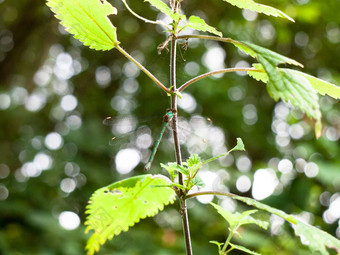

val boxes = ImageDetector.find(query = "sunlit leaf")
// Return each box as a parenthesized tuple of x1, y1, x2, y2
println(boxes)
(285, 69, 340, 100)
(46, 0, 119, 51)
(221, 0, 294, 22)
(241, 42, 321, 127)
(230, 243, 262, 255)
(186, 16, 223, 37)
(248, 63, 268, 83)
(85, 175, 176, 255)
(144, 0, 181, 20)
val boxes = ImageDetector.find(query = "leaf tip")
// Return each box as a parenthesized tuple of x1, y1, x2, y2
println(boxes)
(315, 120, 322, 139)
(235, 138, 245, 151)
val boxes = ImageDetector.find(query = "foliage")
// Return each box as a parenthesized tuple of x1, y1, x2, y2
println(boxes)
(85, 175, 176, 254)
(1, 0, 340, 254)
(46, 0, 119, 50)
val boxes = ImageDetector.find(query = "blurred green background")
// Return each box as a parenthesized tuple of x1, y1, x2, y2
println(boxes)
(1, 0, 340, 254)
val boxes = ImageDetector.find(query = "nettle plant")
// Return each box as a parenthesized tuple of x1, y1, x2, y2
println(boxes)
(47, 0, 340, 254)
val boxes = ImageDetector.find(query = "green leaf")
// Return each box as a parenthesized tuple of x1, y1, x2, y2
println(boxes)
(227, 194, 340, 254)
(202, 138, 245, 165)
(285, 69, 340, 100)
(234, 137, 245, 151)
(242, 41, 321, 125)
(187, 154, 201, 167)
(221, 0, 294, 22)
(46, 0, 119, 51)
(229, 243, 262, 255)
(229, 194, 295, 223)
(248, 64, 268, 83)
(161, 163, 180, 179)
(249, 64, 340, 100)
(186, 15, 223, 37)
(210, 240, 223, 252)
(191, 175, 205, 188)
(294, 220, 340, 255)
(144, 0, 179, 20)
(85, 175, 176, 255)
(210, 203, 268, 230)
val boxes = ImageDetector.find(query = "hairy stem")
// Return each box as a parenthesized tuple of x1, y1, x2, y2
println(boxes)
(179, 67, 260, 92)
(116, 45, 169, 93)
(176, 34, 241, 45)
(169, 2, 193, 254)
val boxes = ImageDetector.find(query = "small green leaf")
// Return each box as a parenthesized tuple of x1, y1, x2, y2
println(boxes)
(187, 154, 201, 167)
(191, 175, 205, 188)
(186, 15, 223, 37)
(85, 175, 176, 255)
(210, 203, 268, 231)
(202, 138, 246, 164)
(211, 202, 238, 229)
(161, 163, 179, 179)
(233, 137, 245, 151)
(221, 0, 294, 22)
(229, 243, 262, 255)
(46, 0, 119, 51)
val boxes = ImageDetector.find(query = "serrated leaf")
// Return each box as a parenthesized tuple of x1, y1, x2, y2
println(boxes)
(248, 63, 268, 83)
(285, 69, 340, 100)
(210, 203, 268, 231)
(249, 65, 340, 101)
(191, 175, 205, 187)
(85, 175, 176, 255)
(46, 0, 119, 51)
(186, 15, 223, 37)
(227, 194, 340, 254)
(242, 41, 321, 124)
(221, 0, 294, 22)
(230, 243, 262, 255)
(187, 154, 201, 167)
(294, 220, 340, 255)
(144, 0, 177, 20)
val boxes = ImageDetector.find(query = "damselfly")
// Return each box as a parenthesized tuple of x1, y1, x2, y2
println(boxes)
(103, 111, 214, 171)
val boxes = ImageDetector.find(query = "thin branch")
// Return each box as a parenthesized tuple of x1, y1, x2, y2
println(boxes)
(122, 0, 171, 30)
(179, 67, 262, 92)
(116, 45, 169, 93)
(176, 34, 240, 44)
(186, 191, 235, 200)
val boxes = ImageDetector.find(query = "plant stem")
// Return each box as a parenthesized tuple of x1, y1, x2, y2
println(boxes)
(221, 228, 234, 253)
(116, 45, 169, 93)
(176, 34, 240, 45)
(178, 67, 260, 92)
(185, 191, 298, 225)
(169, 2, 193, 254)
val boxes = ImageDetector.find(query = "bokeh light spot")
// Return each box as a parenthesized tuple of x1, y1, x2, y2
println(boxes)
(115, 148, 141, 174)
(45, 132, 63, 150)
(58, 211, 80, 230)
